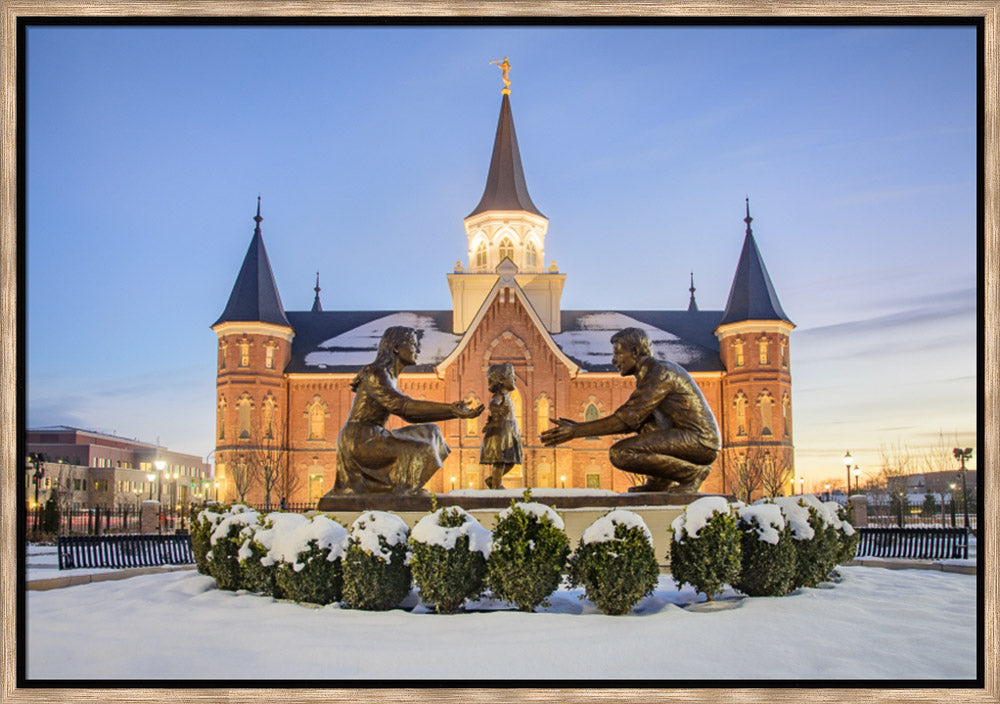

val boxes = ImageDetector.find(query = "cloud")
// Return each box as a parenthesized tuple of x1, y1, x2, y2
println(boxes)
(796, 288, 975, 339)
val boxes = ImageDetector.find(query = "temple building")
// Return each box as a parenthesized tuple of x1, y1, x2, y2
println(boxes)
(211, 78, 795, 505)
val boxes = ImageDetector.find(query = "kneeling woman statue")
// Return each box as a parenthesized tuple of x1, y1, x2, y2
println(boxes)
(331, 326, 484, 495)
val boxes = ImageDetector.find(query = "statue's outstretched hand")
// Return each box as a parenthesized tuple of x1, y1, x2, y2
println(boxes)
(540, 417, 577, 446)
(451, 401, 485, 418)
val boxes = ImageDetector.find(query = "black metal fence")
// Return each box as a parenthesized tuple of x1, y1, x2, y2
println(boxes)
(854, 527, 969, 560)
(57, 534, 195, 570)
(26, 504, 190, 536)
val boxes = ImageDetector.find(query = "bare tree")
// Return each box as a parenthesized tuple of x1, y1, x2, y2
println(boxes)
(759, 447, 794, 499)
(724, 446, 763, 503)
(919, 431, 963, 475)
(877, 439, 916, 492)
(243, 426, 291, 511)
(228, 453, 258, 505)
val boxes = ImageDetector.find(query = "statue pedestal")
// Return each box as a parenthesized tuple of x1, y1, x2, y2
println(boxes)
(316, 489, 734, 573)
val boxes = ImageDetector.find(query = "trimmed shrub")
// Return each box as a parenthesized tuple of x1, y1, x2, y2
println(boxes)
(238, 512, 310, 598)
(768, 496, 840, 589)
(669, 496, 741, 601)
(273, 514, 349, 605)
(568, 509, 660, 615)
(487, 492, 570, 612)
(825, 501, 860, 565)
(409, 506, 492, 613)
(734, 503, 798, 597)
(205, 505, 259, 591)
(191, 507, 222, 575)
(42, 490, 61, 534)
(341, 511, 412, 611)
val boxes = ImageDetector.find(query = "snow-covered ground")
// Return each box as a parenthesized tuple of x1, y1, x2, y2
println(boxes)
(25, 562, 977, 681)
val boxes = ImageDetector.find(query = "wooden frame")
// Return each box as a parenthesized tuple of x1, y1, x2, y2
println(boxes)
(2, 3, 996, 703)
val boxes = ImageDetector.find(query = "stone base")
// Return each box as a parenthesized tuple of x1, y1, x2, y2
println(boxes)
(316, 490, 731, 513)
(314, 490, 734, 573)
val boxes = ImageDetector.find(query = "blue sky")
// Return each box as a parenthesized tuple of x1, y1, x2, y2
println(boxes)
(25, 24, 979, 488)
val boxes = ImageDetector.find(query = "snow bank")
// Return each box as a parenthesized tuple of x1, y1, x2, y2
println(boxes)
(349, 511, 409, 563)
(581, 509, 654, 546)
(738, 503, 785, 545)
(498, 501, 565, 530)
(410, 507, 492, 557)
(671, 496, 731, 541)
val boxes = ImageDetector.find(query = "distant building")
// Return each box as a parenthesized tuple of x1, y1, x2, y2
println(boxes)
(886, 470, 978, 500)
(212, 80, 795, 504)
(25, 426, 213, 511)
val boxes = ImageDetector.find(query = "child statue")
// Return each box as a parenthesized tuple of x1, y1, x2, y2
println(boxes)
(480, 362, 524, 490)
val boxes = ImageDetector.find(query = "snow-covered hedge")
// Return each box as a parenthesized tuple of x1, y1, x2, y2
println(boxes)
(734, 503, 797, 597)
(766, 496, 840, 589)
(487, 492, 570, 612)
(669, 497, 741, 601)
(568, 509, 660, 615)
(341, 511, 413, 611)
(409, 506, 492, 614)
(205, 505, 260, 591)
(272, 514, 349, 605)
(825, 501, 860, 566)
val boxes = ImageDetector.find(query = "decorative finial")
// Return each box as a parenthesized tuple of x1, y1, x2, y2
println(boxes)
(254, 195, 263, 234)
(688, 272, 699, 312)
(744, 197, 753, 235)
(490, 57, 511, 95)
(311, 271, 323, 313)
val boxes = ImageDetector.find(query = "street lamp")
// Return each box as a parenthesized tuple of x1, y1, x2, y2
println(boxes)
(798, 477, 804, 495)
(154, 460, 166, 503)
(824, 483, 831, 501)
(852, 466, 861, 495)
(949, 483, 957, 527)
(843, 451, 853, 496)
(28, 453, 46, 533)
(146, 473, 155, 500)
(560, 474, 566, 489)
(953, 447, 972, 531)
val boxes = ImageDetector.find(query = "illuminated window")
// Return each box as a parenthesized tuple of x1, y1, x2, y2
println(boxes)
(239, 340, 250, 367)
(526, 241, 537, 268)
(237, 393, 253, 439)
(308, 472, 324, 502)
(219, 340, 227, 370)
(733, 338, 745, 367)
(586, 473, 601, 489)
(262, 395, 276, 439)
(782, 393, 791, 437)
(734, 392, 748, 436)
(758, 391, 774, 435)
(475, 242, 487, 269)
(536, 394, 550, 434)
(758, 337, 770, 365)
(265, 345, 275, 369)
(780, 339, 789, 367)
(465, 394, 480, 435)
(307, 397, 327, 440)
(217, 397, 226, 440)
(498, 237, 514, 262)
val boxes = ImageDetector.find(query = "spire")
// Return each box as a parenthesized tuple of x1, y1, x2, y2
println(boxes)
(213, 198, 291, 328)
(311, 271, 323, 313)
(719, 199, 792, 326)
(687, 272, 699, 312)
(467, 91, 544, 218)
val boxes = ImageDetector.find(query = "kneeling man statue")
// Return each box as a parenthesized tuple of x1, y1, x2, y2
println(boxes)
(540, 327, 720, 493)
(331, 326, 484, 495)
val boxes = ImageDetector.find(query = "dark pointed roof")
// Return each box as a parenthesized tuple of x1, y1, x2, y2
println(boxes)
(687, 272, 699, 312)
(311, 271, 323, 313)
(467, 94, 544, 219)
(719, 200, 792, 326)
(213, 198, 291, 328)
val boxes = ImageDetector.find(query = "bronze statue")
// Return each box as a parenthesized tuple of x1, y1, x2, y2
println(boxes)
(490, 56, 511, 92)
(480, 362, 523, 489)
(540, 327, 721, 493)
(332, 326, 484, 495)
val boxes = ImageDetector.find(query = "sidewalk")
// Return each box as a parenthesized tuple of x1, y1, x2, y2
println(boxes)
(846, 557, 976, 575)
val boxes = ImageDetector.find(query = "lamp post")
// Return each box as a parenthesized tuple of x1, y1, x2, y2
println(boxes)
(949, 483, 957, 527)
(853, 466, 861, 495)
(146, 473, 155, 500)
(843, 451, 853, 496)
(154, 460, 165, 503)
(798, 477, 804, 495)
(953, 447, 972, 531)
(560, 474, 566, 489)
(28, 453, 46, 533)
(824, 483, 831, 501)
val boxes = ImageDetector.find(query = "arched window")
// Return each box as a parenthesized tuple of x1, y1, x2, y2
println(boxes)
(780, 339, 789, 367)
(498, 237, 514, 262)
(585, 403, 600, 422)
(733, 338, 745, 367)
(218, 341, 227, 370)
(758, 336, 770, 365)
(237, 393, 253, 439)
(239, 339, 251, 367)
(758, 391, 774, 435)
(307, 398, 327, 440)
(265, 343, 276, 370)
(782, 393, 791, 437)
(734, 392, 748, 436)
(262, 394, 276, 439)
(217, 397, 227, 440)
(475, 242, 488, 269)
(536, 394, 550, 434)
(465, 393, 480, 436)
(526, 241, 537, 268)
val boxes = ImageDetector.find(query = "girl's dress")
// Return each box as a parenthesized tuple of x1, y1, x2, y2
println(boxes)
(480, 393, 523, 465)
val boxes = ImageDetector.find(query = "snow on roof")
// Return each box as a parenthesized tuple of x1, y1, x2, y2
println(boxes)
(304, 312, 462, 368)
(551, 312, 698, 367)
